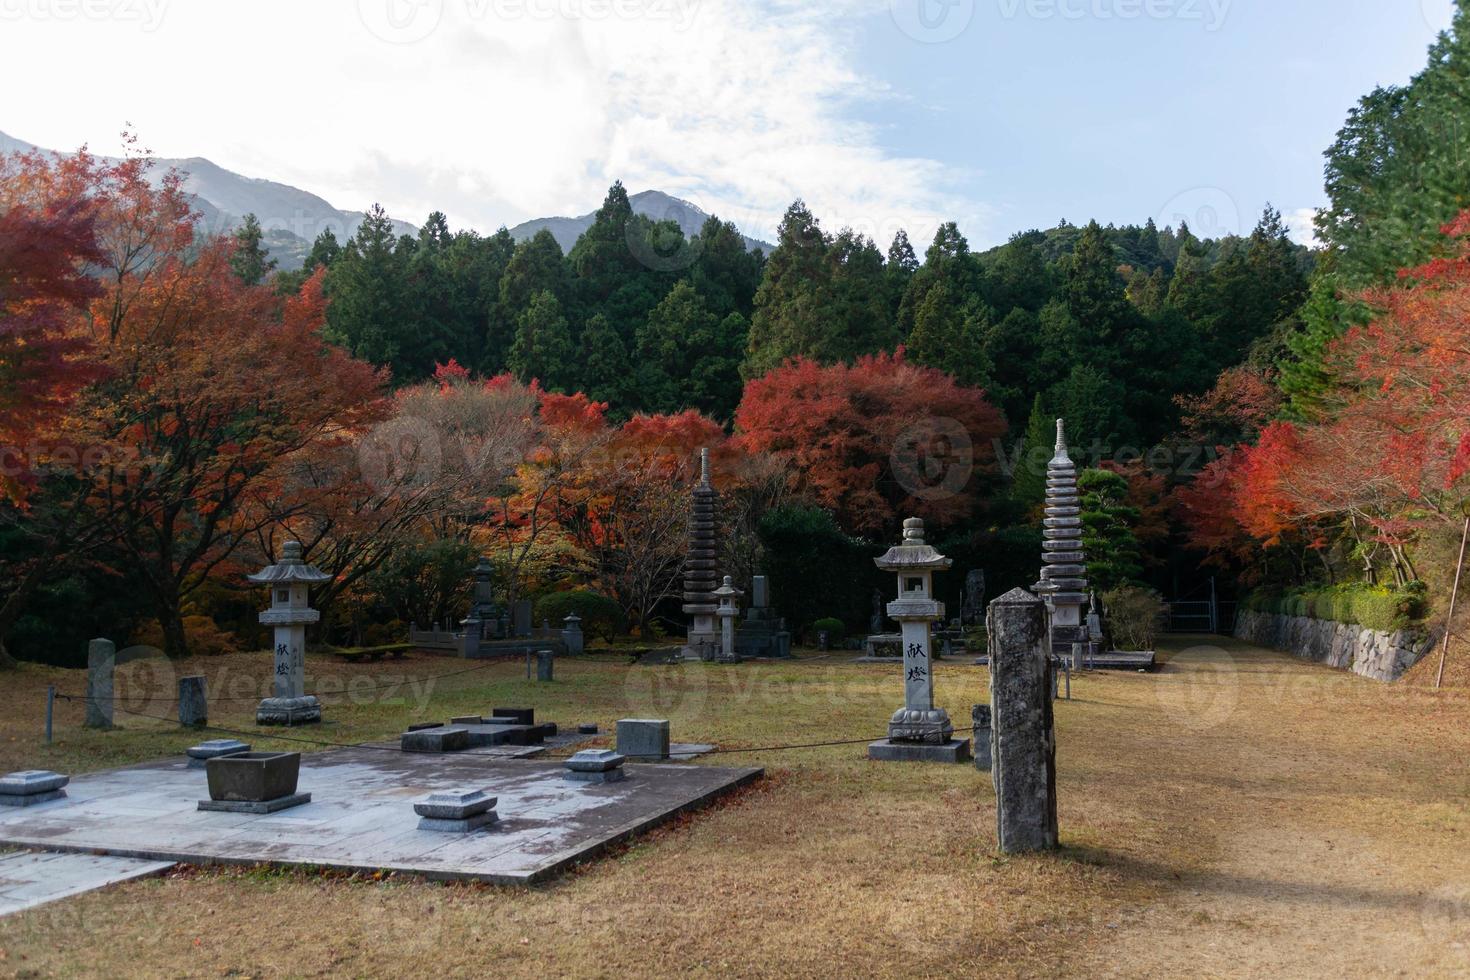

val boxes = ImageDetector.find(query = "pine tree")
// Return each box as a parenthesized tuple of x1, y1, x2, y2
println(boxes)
(1078, 468, 1144, 589)
(580, 312, 630, 409)
(743, 200, 832, 378)
(905, 279, 991, 388)
(1010, 394, 1054, 511)
(229, 213, 277, 286)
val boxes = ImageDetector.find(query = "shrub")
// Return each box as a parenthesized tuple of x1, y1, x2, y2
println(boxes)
(1246, 581, 1428, 632)
(533, 589, 624, 643)
(132, 616, 238, 656)
(812, 617, 846, 642)
(1102, 585, 1167, 652)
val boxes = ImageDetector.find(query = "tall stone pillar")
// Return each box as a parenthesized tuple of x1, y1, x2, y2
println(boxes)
(85, 638, 115, 729)
(988, 587, 1058, 853)
(681, 448, 720, 660)
(1034, 420, 1089, 659)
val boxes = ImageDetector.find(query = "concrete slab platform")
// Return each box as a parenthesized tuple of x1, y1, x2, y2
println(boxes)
(0, 749, 761, 886)
(0, 850, 174, 917)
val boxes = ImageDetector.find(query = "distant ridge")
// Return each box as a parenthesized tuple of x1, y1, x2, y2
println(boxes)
(1, 130, 772, 268)
(508, 189, 773, 255)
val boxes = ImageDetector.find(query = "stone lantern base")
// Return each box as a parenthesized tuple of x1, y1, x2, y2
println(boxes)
(887, 706, 955, 743)
(256, 695, 322, 727)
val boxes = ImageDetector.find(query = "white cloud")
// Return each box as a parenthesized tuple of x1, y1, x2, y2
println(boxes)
(1284, 206, 1320, 248)
(0, 0, 984, 247)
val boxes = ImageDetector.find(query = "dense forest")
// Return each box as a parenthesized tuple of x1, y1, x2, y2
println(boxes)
(6, 1, 1470, 670)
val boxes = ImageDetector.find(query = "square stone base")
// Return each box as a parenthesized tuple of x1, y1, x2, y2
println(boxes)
(418, 811, 499, 833)
(867, 739, 972, 764)
(0, 789, 67, 807)
(564, 768, 627, 784)
(256, 697, 322, 727)
(197, 792, 311, 814)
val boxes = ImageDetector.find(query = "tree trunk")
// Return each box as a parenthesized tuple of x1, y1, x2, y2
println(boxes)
(159, 607, 190, 659)
(0, 636, 17, 670)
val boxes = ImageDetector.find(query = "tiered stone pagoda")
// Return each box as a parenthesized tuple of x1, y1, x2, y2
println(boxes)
(681, 448, 720, 660)
(248, 541, 331, 726)
(1033, 420, 1089, 658)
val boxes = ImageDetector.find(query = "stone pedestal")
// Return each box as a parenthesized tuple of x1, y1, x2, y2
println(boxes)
(0, 771, 69, 807)
(85, 638, 114, 730)
(988, 588, 1058, 853)
(178, 676, 207, 728)
(415, 789, 499, 832)
(564, 749, 627, 784)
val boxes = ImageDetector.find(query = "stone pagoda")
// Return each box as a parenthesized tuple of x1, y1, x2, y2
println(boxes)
(247, 541, 331, 726)
(868, 518, 971, 764)
(681, 448, 720, 660)
(1033, 420, 1089, 659)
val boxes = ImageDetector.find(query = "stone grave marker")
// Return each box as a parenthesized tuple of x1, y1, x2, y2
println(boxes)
(988, 587, 1058, 853)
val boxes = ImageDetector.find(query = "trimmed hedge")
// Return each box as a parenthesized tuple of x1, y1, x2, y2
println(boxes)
(1242, 582, 1427, 633)
(533, 589, 624, 643)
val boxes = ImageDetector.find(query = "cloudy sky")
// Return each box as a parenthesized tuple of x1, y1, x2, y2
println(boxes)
(0, 0, 1455, 247)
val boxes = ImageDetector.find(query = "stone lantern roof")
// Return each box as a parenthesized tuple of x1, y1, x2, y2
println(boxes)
(713, 575, 743, 602)
(247, 541, 332, 585)
(874, 518, 952, 573)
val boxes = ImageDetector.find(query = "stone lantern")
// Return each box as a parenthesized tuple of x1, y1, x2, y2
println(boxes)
(713, 575, 743, 664)
(247, 541, 331, 726)
(868, 518, 970, 763)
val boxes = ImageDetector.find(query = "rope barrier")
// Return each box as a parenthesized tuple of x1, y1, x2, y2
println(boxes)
(51, 691, 989, 762)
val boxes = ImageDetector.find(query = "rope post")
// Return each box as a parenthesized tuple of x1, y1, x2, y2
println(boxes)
(45, 685, 54, 744)
(1435, 514, 1470, 690)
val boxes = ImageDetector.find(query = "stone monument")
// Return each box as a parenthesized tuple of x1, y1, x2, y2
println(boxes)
(467, 556, 505, 639)
(988, 587, 1059, 853)
(713, 575, 744, 664)
(869, 587, 886, 635)
(867, 518, 971, 764)
(1033, 420, 1089, 659)
(681, 448, 720, 660)
(735, 574, 790, 658)
(247, 541, 330, 726)
(961, 569, 987, 628)
(178, 676, 207, 728)
(85, 637, 114, 730)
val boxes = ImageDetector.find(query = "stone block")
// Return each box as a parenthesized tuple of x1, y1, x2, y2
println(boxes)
(450, 715, 483, 725)
(198, 793, 311, 814)
(205, 752, 301, 803)
(406, 722, 443, 732)
(86, 638, 115, 729)
(399, 727, 471, 753)
(971, 705, 992, 772)
(493, 707, 535, 726)
(578, 723, 599, 735)
(178, 676, 208, 728)
(536, 649, 555, 682)
(186, 739, 250, 769)
(617, 718, 670, 761)
(867, 739, 972, 764)
(418, 811, 499, 833)
(413, 789, 497, 820)
(0, 789, 68, 807)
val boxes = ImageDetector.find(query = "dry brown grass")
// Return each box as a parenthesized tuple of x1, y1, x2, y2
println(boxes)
(1, 637, 1469, 978)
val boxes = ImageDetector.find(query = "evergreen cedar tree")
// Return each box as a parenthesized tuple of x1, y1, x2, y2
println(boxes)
(733, 351, 1006, 535)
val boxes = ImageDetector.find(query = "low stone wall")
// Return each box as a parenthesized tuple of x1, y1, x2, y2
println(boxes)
(1233, 610, 1435, 682)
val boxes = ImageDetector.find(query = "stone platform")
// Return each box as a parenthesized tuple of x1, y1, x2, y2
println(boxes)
(0, 850, 175, 917)
(0, 749, 762, 885)
(867, 738, 973, 764)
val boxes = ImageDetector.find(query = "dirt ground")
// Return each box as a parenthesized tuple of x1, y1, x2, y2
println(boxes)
(0, 635, 1467, 978)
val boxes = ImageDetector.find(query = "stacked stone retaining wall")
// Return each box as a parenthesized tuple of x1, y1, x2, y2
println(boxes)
(1233, 610, 1435, 682)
